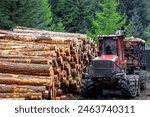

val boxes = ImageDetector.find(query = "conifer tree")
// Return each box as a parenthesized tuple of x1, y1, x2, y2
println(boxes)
(0, 0, 52, 30)
(128, 9, 144, 38)
(88, 0, 126, 41)
(61, 0, 92, 33)
(119, 0, 149, 39)
(51, 19, 65, 32)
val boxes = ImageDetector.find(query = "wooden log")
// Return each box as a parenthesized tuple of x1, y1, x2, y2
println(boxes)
(48, 83, 55, 100)
(0, 93, 42, 100)
(0, 73, 54, 80)
(0, 84, 49, 99)
(0, 74, 53, 87)
(0, 44, 57, 51)
(55, 97, 61, 100)
(70, 62, 76, 69)
(61, 77, 69, 88)
(64, 61, 71, 75)
(13, 26, 87, 39)
(57, 56, 64, 65)
(76, 85, 81, 93)
(0, 50, 57, 57)
(0, 39, 72, 52)
(0, 61, 53, 76)
(0, 58, 51, 64)
(0, 30, 76, 44)
(60, 95, 67, 100)
(71, 69, 78, 78)
(133, 59, 139, 65)
(0, 55, 56, 60)
(124, 37, 145, 43)
(0, 98, 25, 100)
(0, 84, 46, 93)
(66, 56, 72, 62)
(56, 89, 63, 96)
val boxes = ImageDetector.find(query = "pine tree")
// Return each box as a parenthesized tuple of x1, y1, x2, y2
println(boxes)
(143, 0, 150, 40)
(144, 25, 150, 39)
(0, 0, 53, 30)
(49, 0, 65, 22)
(119, 0, 149, 39)
(61, 0, 92, 33)
(49, 0, 65, 32)
(88, 0, 126, 41)
(51, 19, 65, 32)
(128, 9, 144, 38)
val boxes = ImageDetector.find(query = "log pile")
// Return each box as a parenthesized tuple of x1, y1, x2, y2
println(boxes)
(124, 37, 145, 66)
(0, 26, 96, 100)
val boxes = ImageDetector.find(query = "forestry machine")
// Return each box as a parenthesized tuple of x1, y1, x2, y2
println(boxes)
(81, 28, 146, 98)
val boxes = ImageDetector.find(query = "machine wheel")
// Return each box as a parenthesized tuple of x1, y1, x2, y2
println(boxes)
(80, 79, 100, 98)
(139, 75, 146, 90)
(120, 75, 139, 98)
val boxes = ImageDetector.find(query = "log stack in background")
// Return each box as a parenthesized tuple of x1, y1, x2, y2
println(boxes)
(124, 37, 145, 66)
(0, 26, 96, 100)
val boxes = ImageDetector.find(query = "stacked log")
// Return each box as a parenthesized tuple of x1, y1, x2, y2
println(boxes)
(0, 26, 96, 100)
(124, 37, 145, 66)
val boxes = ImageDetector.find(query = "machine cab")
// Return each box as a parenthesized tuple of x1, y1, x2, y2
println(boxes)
(97, 30, 127, 69)
(98, 35, 117, 55)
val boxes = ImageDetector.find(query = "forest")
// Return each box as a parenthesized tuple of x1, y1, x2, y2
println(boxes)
(0, 0, 149, 43)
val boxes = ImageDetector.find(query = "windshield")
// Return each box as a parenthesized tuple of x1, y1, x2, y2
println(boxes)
(99, 38, 117, 55)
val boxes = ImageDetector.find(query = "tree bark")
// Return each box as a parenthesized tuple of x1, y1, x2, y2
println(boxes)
(0, 30, 75, 44)
(0, 50, 57, 57)
(0, 55, 56, 60)
(0, 61, 53, 76)
(0, 74, 53, 87)
(13, 26, 87, 39)
(0, 98, 25, 100)
(0, 58, 52, 64)
(0, 84, 46, 93)
(0, 93, 42, 100)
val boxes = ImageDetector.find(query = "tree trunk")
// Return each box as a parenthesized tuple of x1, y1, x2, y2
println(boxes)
(0, 84, 46, 93)
(0, 61, 53, 76)
(0, 30, 75, 44)
(0, 84, 49, 98)
(0, 98, 25, 100)
(0, 93, 42, 100)
(0, 74, 53, 87)
(0, 58, 51, 64)
(0, 50, 57, 57)
(13, 26, 87, 39)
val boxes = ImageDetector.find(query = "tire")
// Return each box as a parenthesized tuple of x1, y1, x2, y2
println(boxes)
(80, 79, 100, 98)
(139, 75, 146, 90)
(120, 75, 138, 98)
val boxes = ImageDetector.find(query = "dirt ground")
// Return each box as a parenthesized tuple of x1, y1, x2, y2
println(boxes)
(67, 71, 150, 100)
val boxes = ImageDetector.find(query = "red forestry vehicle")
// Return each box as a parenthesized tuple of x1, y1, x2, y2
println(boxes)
(81, 28, 146, 98)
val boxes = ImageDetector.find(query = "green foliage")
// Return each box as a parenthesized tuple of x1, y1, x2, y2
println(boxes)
(49, 0, 64, 23)
(60, 0, 92, 33)
(127, 9, 144, 38)
(144, 25, 150, 39)
(146, 39, 150, 46)
(119, 0, 150, 40)
(0, 0, 149, 42)
(51, 19, 65, 32)
(40, 0, 53, 30)
(87, 0, 126, 41)
(0, 0, 52, 30)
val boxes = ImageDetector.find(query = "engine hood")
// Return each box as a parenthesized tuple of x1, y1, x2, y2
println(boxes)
(94, 55, 118, 62)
